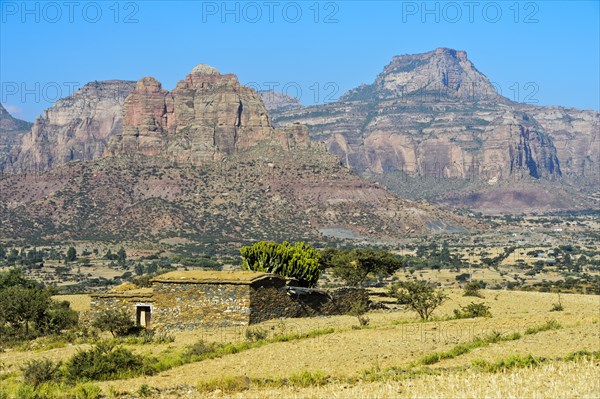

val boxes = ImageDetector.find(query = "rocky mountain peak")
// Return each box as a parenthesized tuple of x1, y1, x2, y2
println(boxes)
(191, 64, 220, 75)
(0, 103, 32, 132)
(342, 47, 503, 102)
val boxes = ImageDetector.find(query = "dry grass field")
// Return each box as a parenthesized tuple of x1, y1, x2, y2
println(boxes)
(1, 289, 598, 398)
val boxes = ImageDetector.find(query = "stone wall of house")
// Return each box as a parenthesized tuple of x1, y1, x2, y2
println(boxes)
(152, 282, 251, 331)
(250, 285, 369, 323)
(89, 294, 154, 326)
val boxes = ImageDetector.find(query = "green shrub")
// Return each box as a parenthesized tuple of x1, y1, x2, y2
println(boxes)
(65, 341, 153, 381)
(453, 302, 492, 319)
(524, 319, 562, 335)
(241, 241, 322, 287)
(15, 384, 37, 399)
(184, 340, 219, 359)
(564, 350, 600, 361)
(472, 354, 544, 372)
(91, 309, 135, 338)
(388, 280, 447, 320)
(21, 358, 62, 387)
(137, 384, 153, 397)
(289, 370, 328, 387)
(550, 302, 564, 312)
(463, 281, 486, 297)
(154, 332, 175, 344)
(39, 300, 79, 335)
(245, 327, 268, 342)
(71, 383, 102, 399)
(197, 376, 250, 393)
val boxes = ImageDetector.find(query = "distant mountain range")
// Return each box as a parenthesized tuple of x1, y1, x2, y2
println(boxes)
(0, 63, 476, 244)
(267, 48, 599, 213)
(0, 48, 597, 246)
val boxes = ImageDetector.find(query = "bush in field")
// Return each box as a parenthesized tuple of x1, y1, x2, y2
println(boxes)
(39, 300, 79, 335)
(348, 301, 370, 327)
(245, 327, 268, 342)
(241, 241, 322, 287)
(453, 302, 492, 319)
(184, 340, 219, 359)
(65, 341, 152, 381)
(388, 280, 447, 320)
(92, 308, 135, 337)
(463, 280, 486, 297)
(21, 358, 62, 387)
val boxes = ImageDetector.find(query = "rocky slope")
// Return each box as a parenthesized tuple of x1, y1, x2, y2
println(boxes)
(8, 80, 136, 173)
(0, 143, 478, 244)
(269, 48, 599, 212)
(0, 104, 32, 170)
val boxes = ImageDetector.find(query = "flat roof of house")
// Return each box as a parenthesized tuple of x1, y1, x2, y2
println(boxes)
(151, 270, 283, 285)
(90, 287, 154, 299)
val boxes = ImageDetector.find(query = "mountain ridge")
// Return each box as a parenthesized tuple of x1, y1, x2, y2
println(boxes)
(267, 48, 599, 213)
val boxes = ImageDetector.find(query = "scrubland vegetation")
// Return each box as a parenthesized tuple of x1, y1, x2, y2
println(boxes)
(1, 223, 599, 398)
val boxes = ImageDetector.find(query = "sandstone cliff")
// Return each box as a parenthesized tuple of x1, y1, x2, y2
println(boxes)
(9, 81, 136, 172)
(107, 65, 309, 163)
(0, 104, 32, 171)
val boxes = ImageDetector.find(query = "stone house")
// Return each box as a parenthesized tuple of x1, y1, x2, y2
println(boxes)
(90, 270, 368, 331)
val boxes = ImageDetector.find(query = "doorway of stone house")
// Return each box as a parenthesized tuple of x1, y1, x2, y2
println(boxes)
(136, 305, 152, 329)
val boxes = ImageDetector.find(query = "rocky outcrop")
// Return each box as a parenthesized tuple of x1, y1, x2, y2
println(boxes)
(0, 103, 32, 132)
(108, 65, 310, 163)
(259, 90, 303, 112)
(9, 81, 136, 172)
(0, 104, 32, 171)
(522, 105, 599, 178)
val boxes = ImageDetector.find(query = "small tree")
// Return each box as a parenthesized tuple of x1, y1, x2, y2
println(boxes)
(134, 263, 145, 276)
(328, 248, 404, 287)
(463, 280, 486, 298)
(117, 248, 127, 266)
(348, 301, 370, 327)
(388, 280, 447, 321)
(92, 309, 135, 337)
(66, 247, 77, 263)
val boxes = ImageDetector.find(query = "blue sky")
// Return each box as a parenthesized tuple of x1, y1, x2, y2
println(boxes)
(1, 1, 598, 121)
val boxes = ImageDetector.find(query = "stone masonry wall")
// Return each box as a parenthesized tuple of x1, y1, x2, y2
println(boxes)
(250, 285, 369, 324)
(152, 282, 251, 331)
(89, 295, 154, 326)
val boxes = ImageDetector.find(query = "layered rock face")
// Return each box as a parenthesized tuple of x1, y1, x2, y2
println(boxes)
(0, 104, 32, 170)
(269, 48, 599, 210)
(5, 66, 310, 173)
(259, 90, 303, 112)
(9, 81, 136, 172)
(522, 105, 599, 178)
(108, 65, 308, 163)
